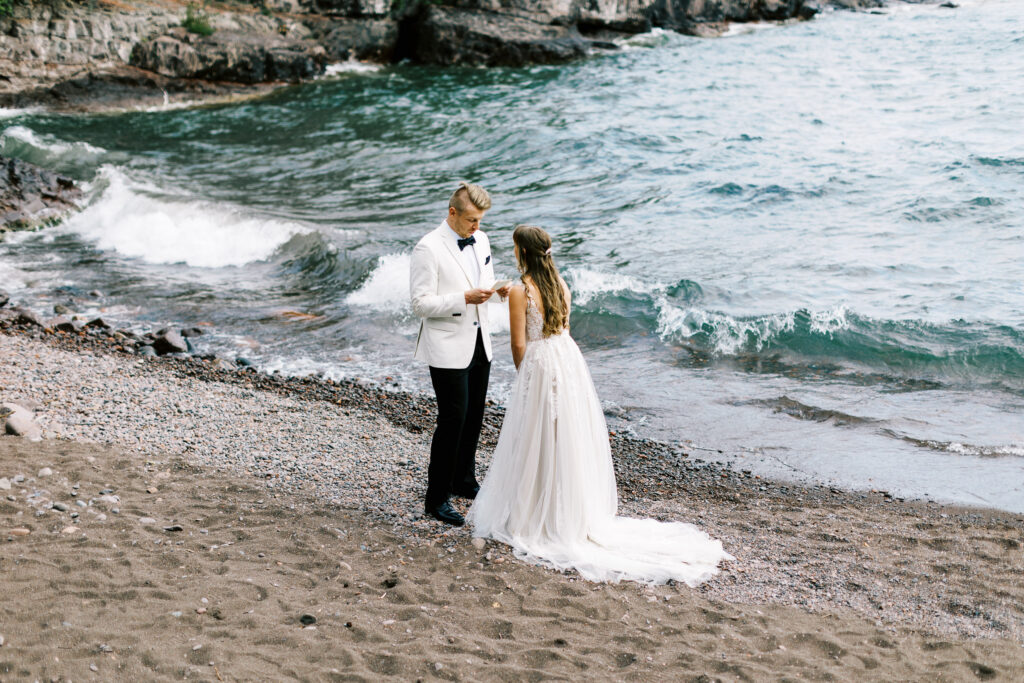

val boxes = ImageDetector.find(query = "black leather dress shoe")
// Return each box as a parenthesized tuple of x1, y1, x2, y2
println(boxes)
(425, 501, 465, 526)
(452, 482, 480, 500)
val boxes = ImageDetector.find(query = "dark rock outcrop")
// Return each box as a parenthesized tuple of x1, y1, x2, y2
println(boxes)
(1, 156, 82, 231)
(646, 0, 818, 34)
(303, 16, 399, 61)
(130, 29, 327, 84)
(152, 329, 188, 356)
(401, 6, 591, 66)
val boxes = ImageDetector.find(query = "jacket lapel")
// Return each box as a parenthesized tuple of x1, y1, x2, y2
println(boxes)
(436, 223, 473, 287)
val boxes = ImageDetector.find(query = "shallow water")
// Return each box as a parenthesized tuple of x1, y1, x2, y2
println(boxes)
(2, 0, 1022, 510)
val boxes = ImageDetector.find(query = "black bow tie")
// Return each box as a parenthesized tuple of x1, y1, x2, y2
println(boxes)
(457, 235, 476, 251)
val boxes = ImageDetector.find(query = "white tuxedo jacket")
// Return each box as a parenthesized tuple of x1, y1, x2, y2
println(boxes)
(410, 221, 496, 369)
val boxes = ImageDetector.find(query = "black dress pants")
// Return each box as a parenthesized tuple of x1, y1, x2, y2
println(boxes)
(426, 329, 490, 508)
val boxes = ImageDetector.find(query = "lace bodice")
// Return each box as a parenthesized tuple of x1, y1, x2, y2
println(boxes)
(524, 287, 546, 342)
(523, 285, 568, 342)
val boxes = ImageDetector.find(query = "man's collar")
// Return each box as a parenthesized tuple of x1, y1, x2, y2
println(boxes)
(444, 219, 468, 243)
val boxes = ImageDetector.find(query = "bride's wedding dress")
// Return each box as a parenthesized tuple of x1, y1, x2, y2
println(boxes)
(468, 288, 731, 585)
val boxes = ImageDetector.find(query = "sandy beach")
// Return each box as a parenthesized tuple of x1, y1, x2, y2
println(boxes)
(2, 325, 1023, 681)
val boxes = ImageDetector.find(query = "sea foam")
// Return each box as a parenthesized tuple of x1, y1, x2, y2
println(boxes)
(346, 251, 511, 332)
(63, 167, 313, 268)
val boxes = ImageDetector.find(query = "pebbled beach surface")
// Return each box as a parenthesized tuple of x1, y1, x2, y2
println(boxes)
(1, 327, 1023, 681)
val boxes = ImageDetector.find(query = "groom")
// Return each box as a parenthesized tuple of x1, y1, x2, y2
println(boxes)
(410, 182, 510, 526)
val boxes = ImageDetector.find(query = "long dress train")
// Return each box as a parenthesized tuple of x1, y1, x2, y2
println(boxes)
(468, 288, 731, 585)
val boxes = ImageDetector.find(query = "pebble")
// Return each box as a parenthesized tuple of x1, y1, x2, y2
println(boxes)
(471, 537, 486, 550)
(38, 467, 53, 478)
(52, 502, 69, 512)
(139, 517, 156, 524)
(0, 478, 10, 490)
(10, 528, 30, 536)
(61, 526, 78, 534)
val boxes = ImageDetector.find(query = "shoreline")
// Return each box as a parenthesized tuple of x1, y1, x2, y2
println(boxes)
(1, 319, 1023, 654)
(0, 0, 888, 116)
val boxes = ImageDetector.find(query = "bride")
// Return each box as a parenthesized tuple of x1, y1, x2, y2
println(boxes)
(468, 225, 732, 585)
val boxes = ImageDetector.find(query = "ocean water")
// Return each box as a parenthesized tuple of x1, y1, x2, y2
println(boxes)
(2, 1, 1022, 511)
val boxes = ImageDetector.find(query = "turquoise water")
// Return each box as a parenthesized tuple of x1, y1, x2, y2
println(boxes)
(2, 1, 1022, 510)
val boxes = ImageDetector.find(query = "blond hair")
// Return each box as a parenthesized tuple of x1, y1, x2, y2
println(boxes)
(449, 181, 492, 212)
(513, 224, 568, 337)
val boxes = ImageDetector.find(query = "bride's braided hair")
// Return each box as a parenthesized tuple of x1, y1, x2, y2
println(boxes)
(513, 224, 568, 337)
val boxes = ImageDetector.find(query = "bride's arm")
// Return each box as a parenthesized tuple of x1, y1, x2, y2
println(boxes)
(508, 285, 528, 370)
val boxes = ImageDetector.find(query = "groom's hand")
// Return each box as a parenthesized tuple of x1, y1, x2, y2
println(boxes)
(495, 284, 512, 300)
(465, 288, 495, 305)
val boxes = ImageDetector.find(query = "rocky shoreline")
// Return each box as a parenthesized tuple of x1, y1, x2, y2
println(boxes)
(0, 0, 903, 114)
(1, 294, 1023, 653)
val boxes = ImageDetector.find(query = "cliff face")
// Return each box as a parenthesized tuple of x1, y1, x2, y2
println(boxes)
(0, 0, 880, 110)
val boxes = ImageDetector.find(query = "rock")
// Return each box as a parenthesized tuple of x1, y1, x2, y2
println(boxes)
(164, 524, 184, 532)
(139, 517, 157, 524)
(37, 466, 53, 477)
(180, 327, 205, 338)
(1, 156, 82, 231)
(0, 478, 9, 490)
(85, 317, 112, 330)
(3, 403, 40, 440)
(9, 528, 30, 536)
(403, 6, 590, 67)
(236, 357, 255, 368)
(0, 291, 9, 308)
(62, 526, 78, 534)
(152, 329, 188, 356)
(97, 494, 120, 506)
(3, 404, 41, 441)
(138, 345, 157, 357)
(471, 537, 486, 550)
(131, 31, 327, 84)
(13, 309, 46, 328)
(53, 502, 69, 512)
(52, 316, 83, 333)
(53, 304, 71, 315)
(304, 17, 398, 61)
(299, 614, 317, 625)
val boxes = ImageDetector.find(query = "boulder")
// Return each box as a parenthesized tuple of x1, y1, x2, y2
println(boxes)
(130, 30, 327, 84)
(180, 327, 205, 338)
(85, 317, 112, 330)
(152, 329, 188, 355)
(13, 309, 46, 328)
(304, 16, 399, 61)
(1, 156, 82, 231)
(2, 403, 41, 441)
(402, 6, 590, 66)
(0, 291, 9, 308)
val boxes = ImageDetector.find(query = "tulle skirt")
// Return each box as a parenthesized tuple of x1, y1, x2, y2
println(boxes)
(468, 332, 732, 585)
